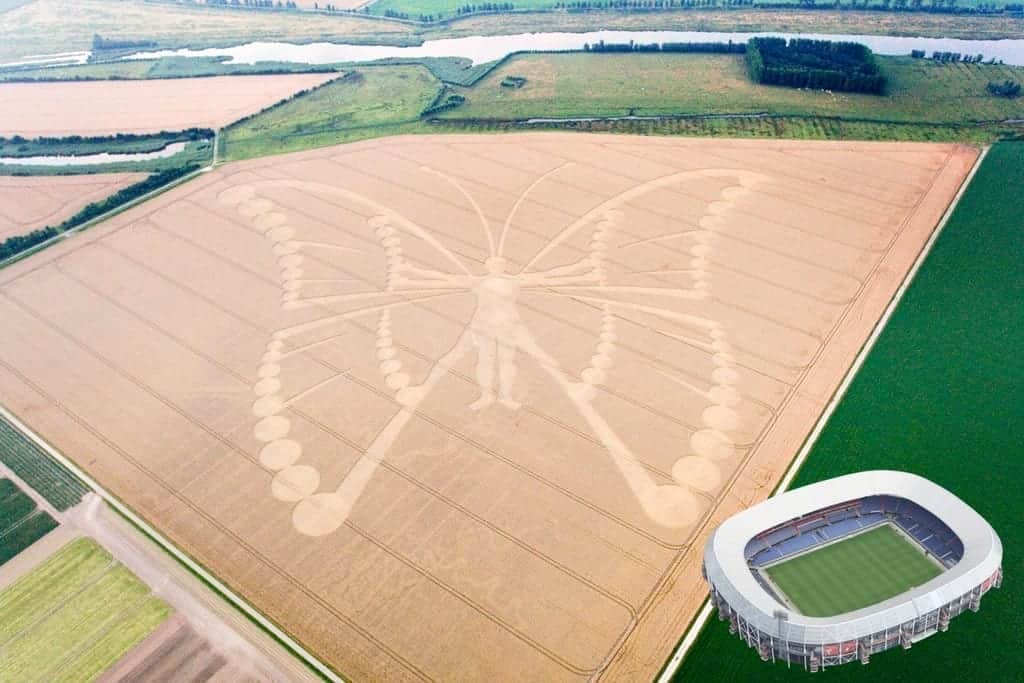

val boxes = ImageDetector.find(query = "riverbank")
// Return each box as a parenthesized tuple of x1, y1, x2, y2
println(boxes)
(3, 2, 1024, 67)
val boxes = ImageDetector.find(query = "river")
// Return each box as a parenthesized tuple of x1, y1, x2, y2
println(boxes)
(0, 141, 187, 167)
(125, 30, 1024, 67)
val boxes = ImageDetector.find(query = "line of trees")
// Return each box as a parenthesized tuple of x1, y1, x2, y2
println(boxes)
(911, 49, 1004, 64)
(92, 34, 156, 51)
(0, 130, 213, 148)
(455, 3, 515, 14)
(558, 0, 753, 8)
(0, 165, 199, 262)
(584, 40, 745, 53)
(987, 80, 1021, 98)
(747, 38, 886, 95)
(930, 51, 989, 63)
(207, 0, 299, 9)
(420, 86, 467, 117)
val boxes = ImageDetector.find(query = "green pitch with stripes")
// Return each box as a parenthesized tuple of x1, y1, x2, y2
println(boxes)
(764, 524, 943, 617)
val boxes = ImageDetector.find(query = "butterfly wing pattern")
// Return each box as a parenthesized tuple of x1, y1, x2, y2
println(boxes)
(217, 154, 767, 538)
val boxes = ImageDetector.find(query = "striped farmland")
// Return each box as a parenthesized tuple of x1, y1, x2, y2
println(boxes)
(0, 415, 88, 511)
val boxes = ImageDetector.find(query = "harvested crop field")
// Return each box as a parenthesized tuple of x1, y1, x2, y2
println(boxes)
(0, 173, 146, 241)
(0, 74, 339, 137)
(0, 134, 976, 681)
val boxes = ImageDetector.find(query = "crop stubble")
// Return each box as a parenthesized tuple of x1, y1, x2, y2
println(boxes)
(0, 134, 975, 681)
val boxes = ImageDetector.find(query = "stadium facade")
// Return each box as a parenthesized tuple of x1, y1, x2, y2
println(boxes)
(702, 471, 1002, 671)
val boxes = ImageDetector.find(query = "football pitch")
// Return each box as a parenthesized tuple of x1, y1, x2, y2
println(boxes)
(765, 525, 943, 617)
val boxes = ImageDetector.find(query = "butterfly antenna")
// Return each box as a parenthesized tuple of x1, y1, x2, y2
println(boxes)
(420, 166, 495, 258)
(498, 162, 573, 258)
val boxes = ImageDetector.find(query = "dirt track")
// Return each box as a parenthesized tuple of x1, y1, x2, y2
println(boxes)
(0, 74, 338, 137)
(0, 173, 145, 241)
(0, 134, 976, 681)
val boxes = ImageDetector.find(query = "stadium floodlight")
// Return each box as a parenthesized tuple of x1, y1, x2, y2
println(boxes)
(702, 470, 1002, 671)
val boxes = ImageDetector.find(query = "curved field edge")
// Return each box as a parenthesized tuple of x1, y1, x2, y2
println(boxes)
(673, 140, 1023, 681)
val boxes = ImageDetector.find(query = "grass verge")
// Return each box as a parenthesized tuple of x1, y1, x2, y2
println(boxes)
(221, 65, 440, 161)
(674, 140, 1024, 681)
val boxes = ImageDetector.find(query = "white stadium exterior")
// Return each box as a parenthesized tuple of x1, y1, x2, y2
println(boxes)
(702, 471, 1003, 671)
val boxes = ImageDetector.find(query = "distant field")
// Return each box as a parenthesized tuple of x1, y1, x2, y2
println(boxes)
(440, 7, 1024, 41)
(0, 57, 341, 82)
(0, 73, 338, 137)
(3, 3, 1023, 66)
(0, 538, 170, 682)
(0, 0, 415, 64)
(222, 65, 439, 160)
(0, 59, 157, 81)
(765, 525, 942, 617)
(366, 0, 1014, 15)
(445, 53, 1024, 125)
(677, 141, 1023, 681)
(0, 478, 57, 566)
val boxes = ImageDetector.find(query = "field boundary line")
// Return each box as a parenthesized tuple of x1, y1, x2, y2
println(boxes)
(0, 402, 343, 683)
(0, 153, 213, 271)
(654, 144, 990, 683)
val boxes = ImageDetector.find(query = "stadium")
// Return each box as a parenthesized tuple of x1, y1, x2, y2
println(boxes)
(702, 471, 1003, 672)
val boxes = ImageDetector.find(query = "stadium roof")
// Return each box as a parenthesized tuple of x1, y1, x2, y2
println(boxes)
(703, 470, 1002, 644)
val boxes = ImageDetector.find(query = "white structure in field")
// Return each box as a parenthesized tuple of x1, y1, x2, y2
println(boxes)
(702, 470, 1003, 671)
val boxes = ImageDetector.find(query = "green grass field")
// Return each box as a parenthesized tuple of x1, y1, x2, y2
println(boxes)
(217, 51, 1024, 161)
(0, 537, 171, 682)
(765, 525, 943, 618)
(221, 65, 440, 161)
(444, 52, 1024, 125)
(675, 141, 1024, 680)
